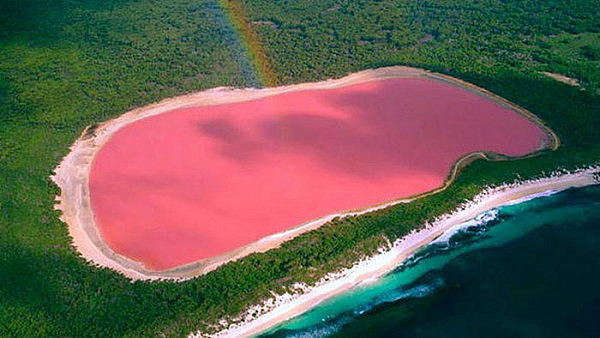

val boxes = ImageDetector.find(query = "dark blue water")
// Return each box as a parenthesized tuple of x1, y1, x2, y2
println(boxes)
(261, 184, 600, 338)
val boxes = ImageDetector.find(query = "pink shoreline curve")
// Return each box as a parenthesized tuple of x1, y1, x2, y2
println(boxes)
(89, 78, 548, 270)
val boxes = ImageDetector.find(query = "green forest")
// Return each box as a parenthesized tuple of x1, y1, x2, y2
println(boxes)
(1, 0, 599, 336)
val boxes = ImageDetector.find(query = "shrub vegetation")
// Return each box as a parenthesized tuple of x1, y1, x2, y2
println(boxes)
(0, 0, 599, 335)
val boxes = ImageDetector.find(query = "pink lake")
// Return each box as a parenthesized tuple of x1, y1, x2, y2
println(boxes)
(89, 77, 549, 270)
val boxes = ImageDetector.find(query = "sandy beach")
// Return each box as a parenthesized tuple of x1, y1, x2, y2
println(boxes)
(51, 66, 558, 280)
(204, 167, 599, 337)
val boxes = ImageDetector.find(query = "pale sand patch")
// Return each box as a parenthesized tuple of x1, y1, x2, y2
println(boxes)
(202, 167, 599, 338)
(540, 71, 581, 87)
(51, 66, 559, 281)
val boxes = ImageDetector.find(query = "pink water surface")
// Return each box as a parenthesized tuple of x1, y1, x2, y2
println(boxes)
(89, 78, 548, 270)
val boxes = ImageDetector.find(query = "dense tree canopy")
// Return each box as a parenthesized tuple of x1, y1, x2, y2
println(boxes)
(0, 0, 599, 335)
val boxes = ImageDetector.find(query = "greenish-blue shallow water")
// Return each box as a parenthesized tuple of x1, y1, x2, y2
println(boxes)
(261, 184, 600, 338)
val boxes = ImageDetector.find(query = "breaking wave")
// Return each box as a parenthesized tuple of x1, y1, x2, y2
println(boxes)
(400, 209, 501, 269)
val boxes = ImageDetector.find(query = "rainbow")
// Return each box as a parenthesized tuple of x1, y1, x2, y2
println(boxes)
(218, 0, 278, 87)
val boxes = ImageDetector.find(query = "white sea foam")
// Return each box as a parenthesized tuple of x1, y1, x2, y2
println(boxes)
(432, 209, 499, 245)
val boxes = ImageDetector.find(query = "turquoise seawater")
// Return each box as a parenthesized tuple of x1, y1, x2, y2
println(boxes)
(261, 184, 600, 337)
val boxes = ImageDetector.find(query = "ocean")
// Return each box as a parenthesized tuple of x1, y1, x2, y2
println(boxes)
(261, 184, 600, 337)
